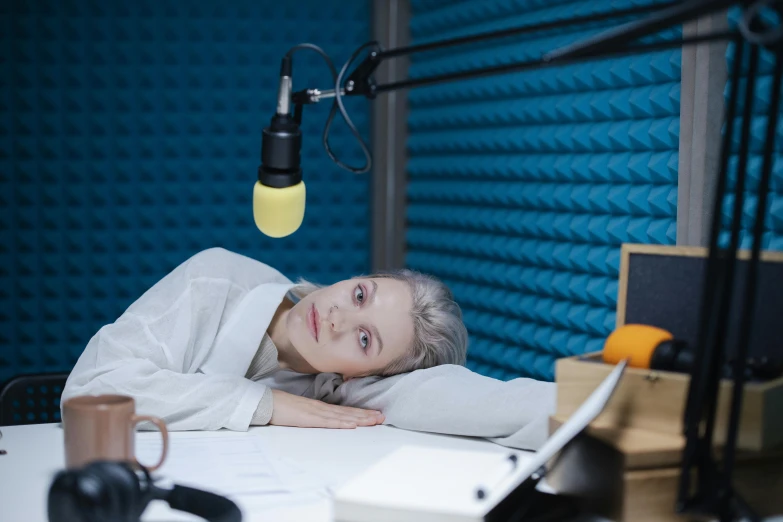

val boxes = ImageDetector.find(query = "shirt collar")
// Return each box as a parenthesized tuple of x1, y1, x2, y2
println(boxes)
(199, 282, 294, 376)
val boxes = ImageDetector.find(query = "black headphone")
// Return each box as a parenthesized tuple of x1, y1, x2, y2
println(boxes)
(47, 461, 242, 522)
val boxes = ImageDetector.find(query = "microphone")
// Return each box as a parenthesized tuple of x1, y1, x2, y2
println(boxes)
(601, 324, 782, 380)
(602, 324, 693, 372)
(253, 55, 306, 238)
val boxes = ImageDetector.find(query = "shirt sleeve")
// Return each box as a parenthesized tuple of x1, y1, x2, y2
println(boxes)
(250, 388, 275, 425)
(252, 365, 556, 451)
(309, 365, 556, 451)
(62, 252, 270, 432)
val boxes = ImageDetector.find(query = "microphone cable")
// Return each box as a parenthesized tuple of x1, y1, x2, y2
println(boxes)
(283, 42, 376, 174)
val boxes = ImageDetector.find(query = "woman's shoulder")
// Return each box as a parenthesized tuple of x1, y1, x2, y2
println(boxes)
(182, 247, 292, 287)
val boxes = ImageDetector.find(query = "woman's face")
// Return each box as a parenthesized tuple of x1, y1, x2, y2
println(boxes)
(286, 277, 414, 377)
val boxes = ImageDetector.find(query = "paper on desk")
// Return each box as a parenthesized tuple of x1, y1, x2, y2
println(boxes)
(136, 431, 330, 508)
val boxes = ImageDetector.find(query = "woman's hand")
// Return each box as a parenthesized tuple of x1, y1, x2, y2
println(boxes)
(269, 389, 385, 429)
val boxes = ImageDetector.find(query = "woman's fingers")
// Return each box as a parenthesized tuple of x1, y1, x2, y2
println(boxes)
(315, 402, 383, 419)
(329, 408, 383, 422)
(268, 389, 384, 429)
(317, 406, 384, 425)
(315, 407, 382, 425)
(329, 404, 384, 417)
(333, 413, 381, 426)
(317, 416, 357, 429)
(311, 404, 384, 428)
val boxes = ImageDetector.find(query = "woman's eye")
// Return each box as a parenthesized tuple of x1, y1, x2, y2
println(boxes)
(359, 330, 369, 349)
(354, 285, 364, 304)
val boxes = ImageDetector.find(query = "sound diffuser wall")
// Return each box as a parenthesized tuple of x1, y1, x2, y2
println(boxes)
(405, 0, 680, 380)
(1, 0, 371, 385)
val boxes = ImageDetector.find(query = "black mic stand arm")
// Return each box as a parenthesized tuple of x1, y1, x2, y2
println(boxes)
(283, 1, 783, 520)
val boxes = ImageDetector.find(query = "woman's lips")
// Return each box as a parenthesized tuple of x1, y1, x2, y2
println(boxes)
(309, 304, 320, 341)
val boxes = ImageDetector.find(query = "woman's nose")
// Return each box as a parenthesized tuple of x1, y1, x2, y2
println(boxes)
(326, 306, 340, 332)
(326, 306, 351, 332)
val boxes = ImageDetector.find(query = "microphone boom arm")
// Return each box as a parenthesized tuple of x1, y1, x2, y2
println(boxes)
(290, 0, 736, 104)
(273, 4, 783, 519)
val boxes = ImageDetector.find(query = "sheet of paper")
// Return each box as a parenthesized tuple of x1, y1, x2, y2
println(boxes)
(137, 432, 283, 496)
(136, 430, 331, 514)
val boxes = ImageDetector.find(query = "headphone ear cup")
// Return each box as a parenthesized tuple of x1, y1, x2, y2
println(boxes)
(48, 461, 241, 522)
(82, 461, 148, 522)
(47, 461, 151, 522)
(48, 471, 84, 522)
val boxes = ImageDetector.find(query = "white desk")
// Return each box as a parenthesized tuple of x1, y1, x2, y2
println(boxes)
(0, 423, 532, 522)
(4, 424, 777, 522)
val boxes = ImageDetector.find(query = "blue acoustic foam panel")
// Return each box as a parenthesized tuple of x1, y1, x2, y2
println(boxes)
(406, 0, 679, 381)
(0, 0, 371, 384)
(720, 9, 783, 252)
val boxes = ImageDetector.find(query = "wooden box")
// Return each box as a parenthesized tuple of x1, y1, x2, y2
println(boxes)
(554, 243, 783, 451)
(546, 415, 783, 522)
(556, 352, 783, 451)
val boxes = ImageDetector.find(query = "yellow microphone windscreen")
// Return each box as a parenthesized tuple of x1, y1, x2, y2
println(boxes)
(603, 324, 673, 369)
(253, 181, 306, 238)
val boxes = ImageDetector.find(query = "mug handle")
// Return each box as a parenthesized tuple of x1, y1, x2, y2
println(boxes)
(131, 415, 169, 472)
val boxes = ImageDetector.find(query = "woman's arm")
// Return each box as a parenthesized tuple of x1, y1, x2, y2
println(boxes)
(62, 306, 270, 431)
(306, 365, 556, 451)
(63, 248, 384, 431)
(62, 249, 273, 431)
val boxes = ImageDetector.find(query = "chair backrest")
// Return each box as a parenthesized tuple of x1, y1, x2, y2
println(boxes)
(0, 373, 69, 426)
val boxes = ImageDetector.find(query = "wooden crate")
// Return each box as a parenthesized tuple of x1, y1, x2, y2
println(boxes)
(554, 243, 783, 451)
(546, 415, 783, 522)
(556, 352, 783, 451)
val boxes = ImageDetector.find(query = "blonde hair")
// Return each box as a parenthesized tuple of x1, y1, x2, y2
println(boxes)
(290, 270, 468, 376)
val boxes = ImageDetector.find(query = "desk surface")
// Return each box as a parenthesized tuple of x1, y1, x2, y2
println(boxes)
(2, 423, 778, 522)
(0, 423, 531, 522)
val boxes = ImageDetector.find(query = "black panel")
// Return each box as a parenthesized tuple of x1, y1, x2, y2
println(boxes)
(625, 252, 783, 359)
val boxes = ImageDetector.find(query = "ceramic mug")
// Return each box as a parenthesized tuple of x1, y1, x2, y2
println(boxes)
(61, 395, 168, 470)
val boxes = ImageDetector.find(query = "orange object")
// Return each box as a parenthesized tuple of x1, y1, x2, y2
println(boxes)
(603, 324, 674, 369)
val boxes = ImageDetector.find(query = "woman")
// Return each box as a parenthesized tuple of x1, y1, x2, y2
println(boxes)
(62, 247, 469, 431)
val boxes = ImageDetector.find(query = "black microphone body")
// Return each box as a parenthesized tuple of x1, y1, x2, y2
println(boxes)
(259, 113, 302, 189)
(650, 341, 780, 380)
(259, 55, 302, 190)
(649, 339, 695, 374)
